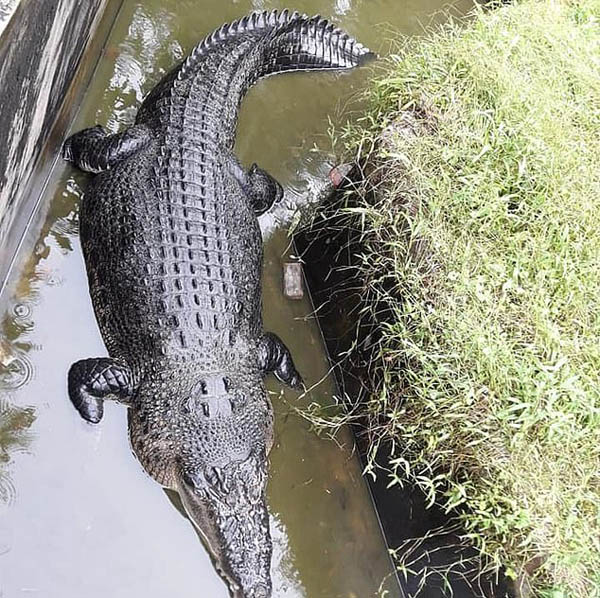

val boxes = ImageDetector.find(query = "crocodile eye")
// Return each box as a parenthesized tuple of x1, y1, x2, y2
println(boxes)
(182, 471, 197, 488)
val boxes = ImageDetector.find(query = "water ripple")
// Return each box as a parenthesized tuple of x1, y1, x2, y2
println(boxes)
(0, 399, 36, 506)
(103, 4, 183, 132)
(259, 152, 337, 240)
(0, 353, 33, 391)
(12, 303, 31, 321)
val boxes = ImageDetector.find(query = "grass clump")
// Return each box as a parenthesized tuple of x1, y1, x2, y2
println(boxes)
(335, 1, 600, 596)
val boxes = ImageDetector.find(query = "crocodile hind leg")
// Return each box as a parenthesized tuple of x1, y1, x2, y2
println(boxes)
(62, 124, 151, 174)
(228, 157, 284, 216)
(68, 358, 134, 423)
(245, 163, 284, 216)
(258, 333, 303, 389)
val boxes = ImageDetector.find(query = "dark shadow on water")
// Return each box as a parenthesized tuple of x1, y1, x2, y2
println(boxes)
(296, 192, 513, 598)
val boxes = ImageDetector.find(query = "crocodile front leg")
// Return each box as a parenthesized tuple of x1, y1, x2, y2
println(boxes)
(258, 333, 303, 389)
(68, 358, 134, 423)
(63, 124, 151, 173)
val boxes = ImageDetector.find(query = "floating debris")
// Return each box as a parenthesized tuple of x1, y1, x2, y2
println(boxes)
(283, 262, 304, 300)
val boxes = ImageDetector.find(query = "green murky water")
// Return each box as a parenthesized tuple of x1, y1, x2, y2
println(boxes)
(0, 1, 472, 596)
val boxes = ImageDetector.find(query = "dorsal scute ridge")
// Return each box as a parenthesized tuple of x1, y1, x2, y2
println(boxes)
(177, 9, 374, 81)
(278, 8, 290, 25)
(178, 9, 304, 79)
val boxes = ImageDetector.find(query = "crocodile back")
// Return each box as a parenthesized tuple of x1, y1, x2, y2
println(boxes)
(80, 136, 260, 374)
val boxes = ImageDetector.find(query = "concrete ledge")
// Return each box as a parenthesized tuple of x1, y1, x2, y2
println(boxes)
(0, 0, 118, 288)
(0, 1, 20, 35)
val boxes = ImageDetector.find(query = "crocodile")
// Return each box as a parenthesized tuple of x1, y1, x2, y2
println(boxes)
(63, 9, 373, 598)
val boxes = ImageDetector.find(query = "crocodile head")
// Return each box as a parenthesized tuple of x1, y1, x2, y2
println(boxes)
(177, 454, 273, 598)
(129, 373, 274, 598)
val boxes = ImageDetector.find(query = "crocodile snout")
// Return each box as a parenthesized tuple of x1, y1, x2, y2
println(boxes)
(233, 583, 270, 598)
(177, 456, 273, 598)
(251, 584, 270, 598)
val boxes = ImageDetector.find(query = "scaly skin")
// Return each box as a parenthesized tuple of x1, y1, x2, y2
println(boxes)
(63, 9, 374, 598)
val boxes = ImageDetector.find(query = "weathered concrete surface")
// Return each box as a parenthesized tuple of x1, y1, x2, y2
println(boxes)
(0, 1, 20, 35)
(0, 0, 111, 286)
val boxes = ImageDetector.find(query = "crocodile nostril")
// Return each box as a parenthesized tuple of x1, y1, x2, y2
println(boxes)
(252, 584, 269, 598)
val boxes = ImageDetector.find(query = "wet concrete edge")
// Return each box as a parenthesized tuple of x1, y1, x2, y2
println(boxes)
(0, 0, 123, 292)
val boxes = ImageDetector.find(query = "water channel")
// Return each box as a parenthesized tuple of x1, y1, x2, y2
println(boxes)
(0, 1, 472, 596)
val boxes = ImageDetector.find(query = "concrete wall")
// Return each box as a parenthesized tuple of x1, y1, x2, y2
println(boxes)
(0, 0, 111, 286)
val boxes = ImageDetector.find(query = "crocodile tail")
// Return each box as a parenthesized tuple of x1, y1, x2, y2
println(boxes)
(179, 9, 375, 80)
(260, 10, 376, 74)
(159, 11, 375, 144)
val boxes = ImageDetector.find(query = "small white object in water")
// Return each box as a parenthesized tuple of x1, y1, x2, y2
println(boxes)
(283, 262, 303, 300)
